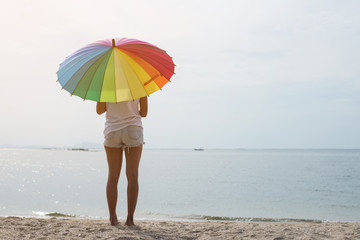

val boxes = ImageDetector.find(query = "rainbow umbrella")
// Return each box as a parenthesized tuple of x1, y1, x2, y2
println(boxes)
(57, 38, 175, 102)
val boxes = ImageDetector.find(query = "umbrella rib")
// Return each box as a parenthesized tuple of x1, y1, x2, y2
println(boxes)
(58, 47, 108, 80)
(119, 44, 171, 64)
(113, 49, 136, 101)
(70, 49, 111, 96)
(99, 49, 115, 102)
(113, 57, 117, 103)
(120, 55, 135, 101)
(121, 50, 174, 80)
(119, 50, 152, 96)
(134, 72, 150, 97)
(125, 70, 135, 101)
(119, 46, 175, 71)
(83, 51, 112, 101)
(114, 81, 117, 102)
(120, 49, 169, 91)
(146, 55, 174, 79)
(63, 55, 102, 92)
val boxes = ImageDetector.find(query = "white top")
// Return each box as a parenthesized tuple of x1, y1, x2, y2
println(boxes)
(104, 99, 142, 136)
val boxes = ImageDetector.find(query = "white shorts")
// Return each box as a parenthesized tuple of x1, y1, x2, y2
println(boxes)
(104, 125, 144, 148)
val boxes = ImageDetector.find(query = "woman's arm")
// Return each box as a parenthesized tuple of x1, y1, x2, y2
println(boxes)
(139, 97, 148, 117)
(96, 102, 106, 115)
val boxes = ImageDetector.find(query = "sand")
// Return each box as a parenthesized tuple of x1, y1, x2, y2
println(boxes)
(0, 216, 359, 240)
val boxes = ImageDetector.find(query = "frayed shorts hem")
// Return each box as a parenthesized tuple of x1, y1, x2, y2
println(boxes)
(104, 142, 145, 149)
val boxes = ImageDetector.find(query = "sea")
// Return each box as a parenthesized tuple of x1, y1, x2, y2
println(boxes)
(0, 148, 359, 222)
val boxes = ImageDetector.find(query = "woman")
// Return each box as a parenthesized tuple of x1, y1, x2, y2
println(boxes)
(96, 97, 148, 226)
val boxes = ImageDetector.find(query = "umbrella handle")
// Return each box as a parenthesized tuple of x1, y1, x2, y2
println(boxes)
(112, 39, 115, 48)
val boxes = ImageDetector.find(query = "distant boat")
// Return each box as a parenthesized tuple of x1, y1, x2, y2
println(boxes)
(194, 148, 204, 151)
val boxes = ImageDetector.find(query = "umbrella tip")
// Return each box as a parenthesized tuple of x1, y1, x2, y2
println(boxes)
(112, 39, 115, 48)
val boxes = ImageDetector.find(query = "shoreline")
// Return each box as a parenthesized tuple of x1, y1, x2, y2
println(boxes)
(2, 211, 359, 223)
(1, 216, 359, 239)
(0, 213, 338, 223)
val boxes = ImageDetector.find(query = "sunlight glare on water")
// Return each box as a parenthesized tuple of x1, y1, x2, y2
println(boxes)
(0, 148, 359, 222)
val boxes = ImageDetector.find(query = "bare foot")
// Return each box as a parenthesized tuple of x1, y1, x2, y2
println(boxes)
(125, 216, 135, 226)
(109, 215, 119, 226)
(110, 218, 119, 226)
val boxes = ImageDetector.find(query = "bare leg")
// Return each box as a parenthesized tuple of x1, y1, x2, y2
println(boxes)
(124, 145, 142, 226)
(105, 146, 123, 226)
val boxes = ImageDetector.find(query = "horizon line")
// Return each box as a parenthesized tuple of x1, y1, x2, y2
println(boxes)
(1, 145, 360, 151)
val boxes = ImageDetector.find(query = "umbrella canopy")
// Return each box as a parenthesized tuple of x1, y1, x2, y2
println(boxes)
(57, 38, 175, 102)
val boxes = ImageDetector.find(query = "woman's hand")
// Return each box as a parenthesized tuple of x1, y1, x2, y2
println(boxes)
(96, 102, 106, 115)
(139, 97, 148, 117)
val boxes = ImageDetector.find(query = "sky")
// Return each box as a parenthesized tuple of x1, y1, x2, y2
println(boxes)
(0, 0, 359, 149)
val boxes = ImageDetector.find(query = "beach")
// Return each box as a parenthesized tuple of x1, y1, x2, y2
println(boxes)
(0, 217, 359, 240)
